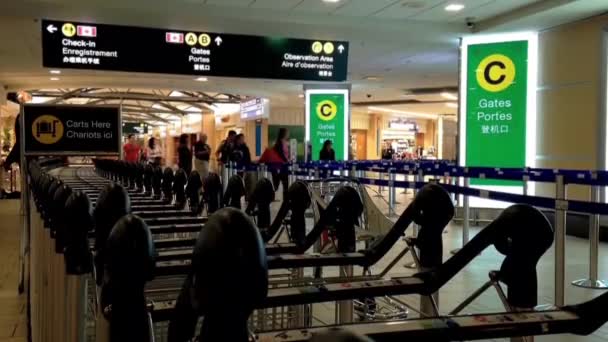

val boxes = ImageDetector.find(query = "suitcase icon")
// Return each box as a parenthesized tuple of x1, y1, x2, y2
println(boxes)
(36, 120, 59, 138)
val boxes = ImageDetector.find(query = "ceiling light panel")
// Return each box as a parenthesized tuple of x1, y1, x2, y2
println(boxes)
(332, 0, 398, 16)
(373, 0, 443, 19)
(445, 3, 465, 12)
(291, 0, 344, 13)
(445, 0, 532, 23)
(249, 0, 303, 10)
(204, 0, 254, 7)
(415, 0, 492, 21)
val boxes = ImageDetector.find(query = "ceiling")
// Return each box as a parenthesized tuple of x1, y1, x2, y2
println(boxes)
(0, 0, 606, 116)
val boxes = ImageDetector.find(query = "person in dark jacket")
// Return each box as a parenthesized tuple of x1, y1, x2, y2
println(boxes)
(230, 134, 251, 165)
(216, 130, 236, 165)
(177, 134, 192, 174)
(319, 140, 335, 161)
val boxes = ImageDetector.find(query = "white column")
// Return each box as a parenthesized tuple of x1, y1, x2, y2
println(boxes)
(437, 116, 444, 159)
(0, 84, 6, 105)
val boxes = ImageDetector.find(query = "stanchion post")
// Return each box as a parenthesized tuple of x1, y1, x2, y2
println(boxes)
(288, 164, 295, 186)
(404, 169, 423, 269)
(572, 183, 608, 289)
(451, 176, 470, 255)
(463, 177, 470, 246)
(413, 169, 423, 237)
(222, 162, 229, 193)
(376, 170, 384, 197)
(388, 168, 396, 217)
(554, 175, 567, 306)
(337, 265, 354, 324)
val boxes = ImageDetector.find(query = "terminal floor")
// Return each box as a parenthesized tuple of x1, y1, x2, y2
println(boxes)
(0, 200, 26, 342)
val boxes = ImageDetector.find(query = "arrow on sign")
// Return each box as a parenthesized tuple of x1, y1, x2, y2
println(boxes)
(47, 25, 57, 34)
(338, 44, 345, 54)
(215, 36, 223, 46)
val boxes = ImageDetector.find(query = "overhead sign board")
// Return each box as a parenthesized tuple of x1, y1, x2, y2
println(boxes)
(123, 122, 149, 135)
(41, 19, 349, 82)
(305, 89, 349, 161)
(240, 98, 269, 121)
(23, 105, 121, 155)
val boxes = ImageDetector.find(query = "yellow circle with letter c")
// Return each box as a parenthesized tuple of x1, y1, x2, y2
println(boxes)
(316, 100, 338, 122)
(32, 115, 64, 144)
(476, 54, 516, 92)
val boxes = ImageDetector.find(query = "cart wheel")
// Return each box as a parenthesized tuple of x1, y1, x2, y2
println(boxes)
(355, 297, 377, 321)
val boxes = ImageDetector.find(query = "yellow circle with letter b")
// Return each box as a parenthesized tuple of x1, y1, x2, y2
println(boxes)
(476, 54, 515, 92)
(199, 34, 211, 47)
(316, 100, 338, 122)
(32, 115, 64, 144)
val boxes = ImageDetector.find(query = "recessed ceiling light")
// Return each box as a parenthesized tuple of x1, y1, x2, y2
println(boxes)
(49, 70, 61, 74)
(50, 77, 60, 81)
(298, 94, 304, 98)
(441, 92, 458, 100)
(195, 77, 208, 82)
(446, 102, 458, 108)
(445, 3, 465, 12)
(364, 76, 381, 81)
(323, 0, 340, 3)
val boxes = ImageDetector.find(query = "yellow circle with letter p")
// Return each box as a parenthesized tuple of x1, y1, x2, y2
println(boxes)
(476, 54, 515, 92)
(316, 100, 338, 122)
(32, 115, 64, 144)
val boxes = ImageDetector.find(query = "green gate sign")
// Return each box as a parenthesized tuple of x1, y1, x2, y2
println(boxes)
(465, 39, 529, 185)
(305, 89, 349, 161)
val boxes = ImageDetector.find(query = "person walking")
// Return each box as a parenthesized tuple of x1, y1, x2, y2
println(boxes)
(177, 134, 192, 174)
(216, 130, 236, 166)
(146, 137, 162, 166)
(319, 140, 336, 161)
(216, 130, 236, 181)
(231, 133, 251, 165)
(259, 128, 290, 197)
(193, 134, 211, 179)
(123, 134, 141, 163)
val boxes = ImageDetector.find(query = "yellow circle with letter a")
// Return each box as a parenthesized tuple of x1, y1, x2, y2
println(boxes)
(316, 100, 338, 122)
(185, 33, 198, 46)
(32, 115, 64, 144)
(476, 54, 516, 92)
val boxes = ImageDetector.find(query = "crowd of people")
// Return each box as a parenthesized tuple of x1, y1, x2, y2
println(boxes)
(121, 127, 337, 196)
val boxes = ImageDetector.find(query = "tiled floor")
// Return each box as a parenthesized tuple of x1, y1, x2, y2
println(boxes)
(0, 200, 26, 342)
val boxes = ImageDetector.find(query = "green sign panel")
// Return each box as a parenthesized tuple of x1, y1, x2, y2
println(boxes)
(307, 91, 347, 161)
(465, 40, 528, 185)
